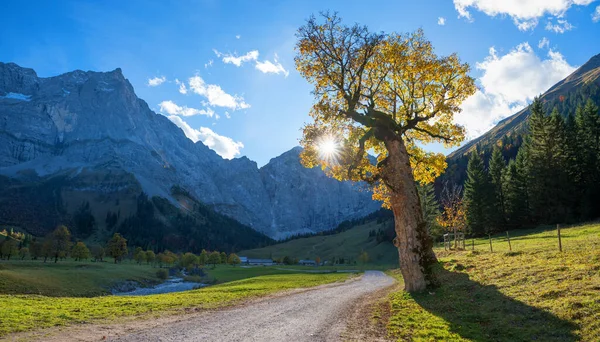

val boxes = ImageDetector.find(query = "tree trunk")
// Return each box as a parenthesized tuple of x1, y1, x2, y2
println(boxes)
(382, 137, 438, 292)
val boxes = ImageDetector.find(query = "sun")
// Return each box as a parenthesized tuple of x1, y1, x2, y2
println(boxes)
(318, 136, 340, 160)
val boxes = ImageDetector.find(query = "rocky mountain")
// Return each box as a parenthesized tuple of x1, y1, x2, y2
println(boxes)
(442, 53, 600, 185)
(0, 62, 380, 240)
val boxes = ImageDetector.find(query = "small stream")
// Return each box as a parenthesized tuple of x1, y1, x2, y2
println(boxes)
(113, 278, 208, 296)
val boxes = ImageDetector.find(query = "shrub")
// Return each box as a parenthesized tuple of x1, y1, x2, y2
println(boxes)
(156, 269, 169, 280)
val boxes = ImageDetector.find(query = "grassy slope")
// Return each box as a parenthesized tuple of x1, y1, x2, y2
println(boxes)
(240, 220, 398, 266)
(0, 261, 159, 297)
(0, 271, 351, 336)
(383, 223, 600, 341)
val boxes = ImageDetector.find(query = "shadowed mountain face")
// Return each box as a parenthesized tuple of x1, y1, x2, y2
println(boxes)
(443, 53, 600, 185)
(0, 62, 380, 239)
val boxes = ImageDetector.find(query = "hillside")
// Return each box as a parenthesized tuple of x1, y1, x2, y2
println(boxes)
(379, 223, 600, 341)
(443, 53, 600, 185)
(241, 218, 398, 265)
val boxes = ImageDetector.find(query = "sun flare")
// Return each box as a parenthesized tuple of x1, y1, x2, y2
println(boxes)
(317, 136, 340, 161)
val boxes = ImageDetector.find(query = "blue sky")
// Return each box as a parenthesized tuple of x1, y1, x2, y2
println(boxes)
(1, 0, 599, 166)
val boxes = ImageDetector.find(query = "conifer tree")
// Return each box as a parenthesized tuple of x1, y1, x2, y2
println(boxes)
(563, 113, 579, 219)
(488, 146, 506, 230)
(501, 159, 528, 227)
(464, 150, 492, 236)
(525, 98, 555, 223)
(547, 108, 571, 222)
(575, 99, 600, 219)
(417, 183, 442, 239)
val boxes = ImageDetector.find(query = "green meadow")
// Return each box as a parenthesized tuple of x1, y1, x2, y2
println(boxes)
(0, 269, 352, 337)
(380, 223, 600, 341)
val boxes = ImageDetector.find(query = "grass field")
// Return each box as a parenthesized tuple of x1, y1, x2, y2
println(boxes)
(380, 223, 600, 341)
(0, 272, 352, 336)
(240, 220, 398, 266)
(0, 261, 160, 297)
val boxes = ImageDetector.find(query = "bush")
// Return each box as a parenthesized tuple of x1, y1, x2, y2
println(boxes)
(156, 269, 169, 280)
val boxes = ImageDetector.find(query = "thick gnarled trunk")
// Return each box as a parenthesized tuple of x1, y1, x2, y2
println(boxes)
(382, 137, 438, 292)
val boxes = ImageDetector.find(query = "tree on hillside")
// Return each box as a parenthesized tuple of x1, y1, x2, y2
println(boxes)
(464, 151, 493, 236)
(1, 238, 18, 260)
(74, 201, 96, 237)
(295, 13, 475, 292)
(208, 251, 220, 268)
(525, 100, 570, 223)
(91, 245, 105, 262)
(47, 226, 72, 263)
(105, 211, 119, 230)
(160, 250, 178, 267)
(574, 99, 600, 219)
(437, 181, 466, 248)
(107, 233, 128, 263)
(502, 159, 529, 227)
(228, 253, 241, 267)
(417, 183, 442, 239)
(199, 249, 208, 266)
(220, 252, 227, 264)
(145, 250, 156, 265)
(19, 247, 29, 260)
(71, 241, 90, 261)
(29, 239, 42, 260)
(133, 247, 145, 264)
(180, 252, 199, 270)
(488, 146, 506, 230)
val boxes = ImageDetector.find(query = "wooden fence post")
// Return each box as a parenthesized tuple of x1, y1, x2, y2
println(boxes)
(557, 224, 562, 252)
(488, 234, 493, 252)
(506, 231, 512, 251)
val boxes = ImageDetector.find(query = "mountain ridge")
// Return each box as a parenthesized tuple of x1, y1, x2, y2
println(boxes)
(0, 62, 380, 240)
(448, 53, 600, 161)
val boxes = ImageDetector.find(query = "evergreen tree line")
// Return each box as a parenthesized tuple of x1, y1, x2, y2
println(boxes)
(463, 97, 600, 235)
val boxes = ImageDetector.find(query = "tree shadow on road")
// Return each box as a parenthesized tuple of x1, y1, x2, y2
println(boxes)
(405, 267, 578, 342)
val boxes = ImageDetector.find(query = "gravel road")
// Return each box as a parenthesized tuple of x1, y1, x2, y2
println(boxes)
(110, 270, 394, 342)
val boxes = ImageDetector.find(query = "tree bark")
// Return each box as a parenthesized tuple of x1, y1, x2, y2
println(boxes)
(382, 137, 438, 292)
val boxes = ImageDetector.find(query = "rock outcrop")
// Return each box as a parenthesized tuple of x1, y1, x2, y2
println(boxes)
(0, 62, 380, 239)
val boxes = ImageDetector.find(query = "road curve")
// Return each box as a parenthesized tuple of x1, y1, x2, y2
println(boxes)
(111, 270, 394, 342)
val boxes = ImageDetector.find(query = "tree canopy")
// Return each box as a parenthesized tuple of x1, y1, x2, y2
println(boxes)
(295, 13, 476, 207)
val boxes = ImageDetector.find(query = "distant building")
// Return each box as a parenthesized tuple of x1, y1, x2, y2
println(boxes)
(299, 259, 317, 266)
(239, 256, 248, 264)
(246, 258, 275, 266)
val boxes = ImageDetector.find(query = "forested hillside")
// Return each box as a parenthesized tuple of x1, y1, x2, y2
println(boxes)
(462, 97, 600, 234)
(442, 54, 600, 187)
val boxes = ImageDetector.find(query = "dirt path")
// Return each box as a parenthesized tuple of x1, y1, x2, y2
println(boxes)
(108, 270, 394, 342)
(6, 271, 394, 342)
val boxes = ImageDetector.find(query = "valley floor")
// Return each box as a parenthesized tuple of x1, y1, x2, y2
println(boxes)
(3, 271, 393, 342)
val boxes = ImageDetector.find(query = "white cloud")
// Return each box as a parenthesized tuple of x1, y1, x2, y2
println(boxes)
(592, 5, 600, 21)
(188, 75, 250, 110)
(538, 37, 550, 49)
(167, 115, 244, 159)
(147, 76, 166, 87)
(236, 35, 241, 39)
(175, 79, 188, 94)
(225, 111, 231, 119)
(159, 100, 214, 117)
(205, 60, 213, 69)
(545, 18, 574, 33)
(453, 0, 596, 30)
(438, 17, 446, 25)
(255, 57, 289, 77)
(214, 50, 259, 67)
(455, 43, 576, 138)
